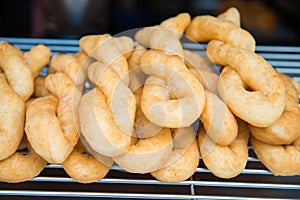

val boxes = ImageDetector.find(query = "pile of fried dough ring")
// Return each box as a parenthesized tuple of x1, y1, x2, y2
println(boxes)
(0, 7, 299, 184)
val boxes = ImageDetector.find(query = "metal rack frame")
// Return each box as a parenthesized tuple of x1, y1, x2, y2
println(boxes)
(0, 37, 299, 199)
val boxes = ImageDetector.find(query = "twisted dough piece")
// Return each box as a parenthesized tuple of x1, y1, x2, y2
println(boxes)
(208, 41, 285, 127)
(217, 7, 240, 27)
(140, 50, 205, 128)
(23, 44, 51, 78)
(249, 73, 300, 145)
(73, 51, 95, 81)
(0, 137, 46, 183)
(186, 9, 255, 51)
(33, 76, 50, 97)
(198, 119, 249, 179)
(251, 135, 300, 176)
(0, 74, 25, 161)
(80, 61, 135, 157)
(48, 54, 85, 90)
(113, 128, 173, 174)
(151, 126, 199, 182)
(135, 13, 190, 45)
(25, 73, 81, 163)
(200, 91, 238, 146)
(79, 34, 134, 84)
(134, 87, 162, 139)
(62, 140, 112, 183)
(128, 45, 147, 92)
(0, 42, 33, 101)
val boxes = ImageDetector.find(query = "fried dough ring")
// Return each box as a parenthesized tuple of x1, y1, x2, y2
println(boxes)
(48, 54, 85, 89)
(208, 41, 286, 127)
(79, 34, 134, 84)
(0, 42, 33, 101)
(113, 128, 173, 174)
(200, 91, 238, 146)
(26, 73, 81, 163)
(80, 61, 135, 157)
(73, 51, 95, 81)
(0, 137, 47, 183)
(23, 44, 51, 78)
(249, 73, 300, 144)
(62, 140, 112, 183)
(186, 13, 255, 51)
(151, 127, 199, 182)
(251, 135, 300, 176)
(0, 74, 25, 161)
(140, 50, 205, 128)
(198, 119, 249, 179)
(25, 95, 74, 163)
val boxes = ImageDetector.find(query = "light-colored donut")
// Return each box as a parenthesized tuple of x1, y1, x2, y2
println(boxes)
(62, 140, 112, 184)
(0, 74, 25, 161)
(209, 41, 286, 127)
(0, 41, 33, 101)
(186, 14, 255, 51)
(80, 60, 135, 157)
(113, 128, 173, 174)
(33, 76, 50, 97)
(23, 44, 51, 78)
(198, 119, 249, 179)
(151, 126, 199, 182)
(183, 49, 215, 73)
(200, 91, 238, 146)
(249, 73, 300, 145)
(140, 50, 205, 128)
(49, 54, 85, 90)
(0, 137, 47, 183)
(251, 135, 300, 176)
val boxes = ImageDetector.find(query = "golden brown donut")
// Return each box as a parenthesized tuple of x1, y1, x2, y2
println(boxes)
(33, 76, 50, 97)
(249, 73, 300, 145)
(198, 119, 249, 179)
(0, 42, 34, 101)
(151, 126, 199, 182)
(200, 91, 238, 146)
(113, 128, 173, 174)
(209, 41, 286, 127)
(186, 13, 255, 51)
(80, 61, 135, 157)
(140, 50, 205, 128)
(23, 44, 51, 78)
(183, 49, 215, 73)
(0, 74, 25, 161)
(49, 54, 85, 90)
(62, 140, 112, 184)
(0, 137, 47, 183)
(251, 135, 300, 176)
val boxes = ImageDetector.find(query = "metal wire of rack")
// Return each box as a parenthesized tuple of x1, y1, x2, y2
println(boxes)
(0, 37, 299, 199)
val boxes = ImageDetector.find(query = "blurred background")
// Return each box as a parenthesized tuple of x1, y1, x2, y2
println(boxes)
(0, 0, 299, 45)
